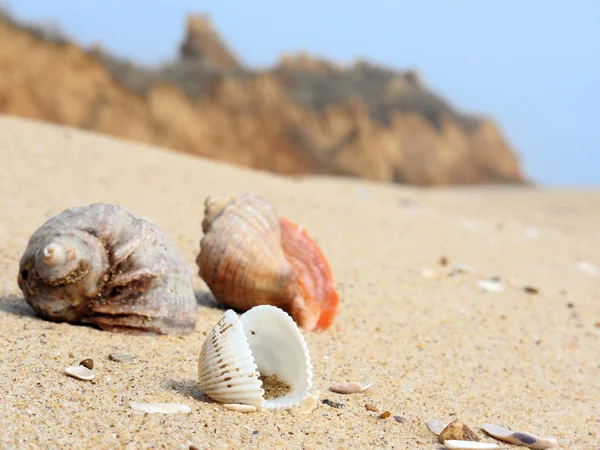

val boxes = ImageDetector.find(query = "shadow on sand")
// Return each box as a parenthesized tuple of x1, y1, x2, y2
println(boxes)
(163, 378, 212, 404)
(195, 290, 227, 310)
(0, 291, 227, 330)
(2, 291, 226, 315)
(0, 295, 36, 318)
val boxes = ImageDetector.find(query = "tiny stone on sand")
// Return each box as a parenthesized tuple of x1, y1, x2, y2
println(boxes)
(322, 399, 344, 409)
(79, 358, 93, 370)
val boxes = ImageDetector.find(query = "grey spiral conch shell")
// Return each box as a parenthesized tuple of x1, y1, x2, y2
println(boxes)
(17, 203, 198, 335)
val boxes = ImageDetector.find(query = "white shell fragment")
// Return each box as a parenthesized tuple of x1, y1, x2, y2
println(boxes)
(524, 226, 540, 239)
(478, 278, 504, 292)
(223, 404, 257, 413)
(198, 305, 313, 411)
(577, 261, 599, 277)
(295, 393, 319, 414)
(65, 365, 95, 381)
(420, 268, 439, 279)
(449, 263, 476, 276)
(129, 402, 191, 414)
(481, 423, 558, 449)
(427, 418, 448, 435)
(329, 381, 373, 394)
(444, 440, 500, 450)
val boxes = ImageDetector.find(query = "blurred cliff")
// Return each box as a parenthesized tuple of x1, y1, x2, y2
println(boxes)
(0, 12, 527, 185)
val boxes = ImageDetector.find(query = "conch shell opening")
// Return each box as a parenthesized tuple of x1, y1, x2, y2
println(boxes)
(279, 216, 339, 331)
(196, 193, 340, 332)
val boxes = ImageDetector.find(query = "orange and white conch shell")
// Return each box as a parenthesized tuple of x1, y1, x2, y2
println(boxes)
(196, 193, 339, 331)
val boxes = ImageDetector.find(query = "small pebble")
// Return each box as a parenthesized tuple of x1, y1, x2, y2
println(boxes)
(379, 411, 391, 419)
(439, 419, 479, 443)
(440, 256, 449, 266)
(393, 415, 406, 423)
(322, 399, 344, 409)
(365, 403, 378, 412)
(329, 381, 372, 394)
(79, 358, 94, 370)
(109, 353, 135, 363)
(523, 286, 539, 295)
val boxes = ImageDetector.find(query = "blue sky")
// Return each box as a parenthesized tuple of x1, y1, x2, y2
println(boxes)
(5, 0, 600, 186)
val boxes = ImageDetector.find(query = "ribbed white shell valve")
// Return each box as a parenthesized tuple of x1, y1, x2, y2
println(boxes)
(198, 305, 313, 411)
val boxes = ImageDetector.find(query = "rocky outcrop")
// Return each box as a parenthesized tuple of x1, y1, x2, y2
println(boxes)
(0, 11, 527, 185)
(179, 14, 241, 70)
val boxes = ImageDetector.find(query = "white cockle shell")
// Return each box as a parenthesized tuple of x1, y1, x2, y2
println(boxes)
(198, 305, 313, 411)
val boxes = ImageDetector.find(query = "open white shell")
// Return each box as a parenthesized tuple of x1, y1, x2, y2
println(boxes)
(198, 305, 313, 410)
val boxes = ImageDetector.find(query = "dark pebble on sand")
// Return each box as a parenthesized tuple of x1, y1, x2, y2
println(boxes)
(79, 358, 94, 370)
(523, 286, 539, 294)
(322, 399, 344, 409)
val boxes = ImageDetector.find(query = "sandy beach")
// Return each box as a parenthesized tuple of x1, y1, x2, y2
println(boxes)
(0, 115, 598, 449)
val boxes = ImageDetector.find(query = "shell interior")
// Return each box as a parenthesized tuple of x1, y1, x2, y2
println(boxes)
(198, 305, 313, 410)
(240, 305, 313, 409)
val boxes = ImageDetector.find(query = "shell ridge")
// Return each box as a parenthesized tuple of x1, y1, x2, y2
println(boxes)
(217, 204, 276, 252)
(108, 223, 147, 267)
(198, 309, 264, 409)
(213, 218, 255, 303)
(18, 203, 197, 335)
(199, 196, 297, 313)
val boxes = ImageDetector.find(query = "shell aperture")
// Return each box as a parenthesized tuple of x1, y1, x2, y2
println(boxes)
(279, 216, 339, 330)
